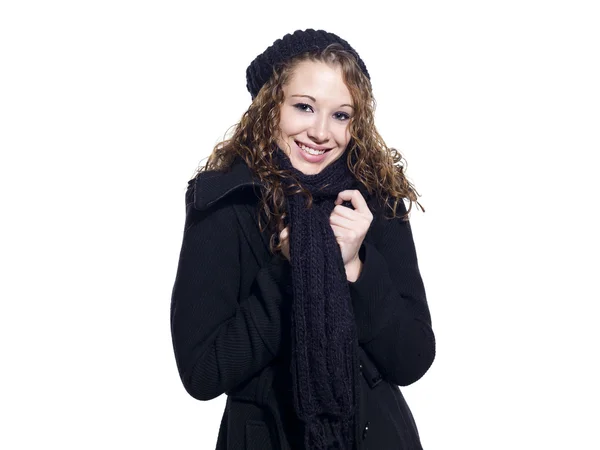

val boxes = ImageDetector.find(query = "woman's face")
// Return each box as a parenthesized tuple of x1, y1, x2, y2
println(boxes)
(276, 60, 354, 175)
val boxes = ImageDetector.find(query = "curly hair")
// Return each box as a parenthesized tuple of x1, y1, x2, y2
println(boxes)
(193, 43, 424, 256)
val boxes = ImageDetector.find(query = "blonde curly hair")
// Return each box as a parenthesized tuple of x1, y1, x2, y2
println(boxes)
(194, 43, 424, 256)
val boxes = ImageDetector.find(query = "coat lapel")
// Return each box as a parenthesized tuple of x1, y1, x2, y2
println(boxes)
(193, 157, 273, 261)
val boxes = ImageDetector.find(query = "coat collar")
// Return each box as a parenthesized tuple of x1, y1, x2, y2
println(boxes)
(192, 157, 263, 211)
(191, 155, 373, 211)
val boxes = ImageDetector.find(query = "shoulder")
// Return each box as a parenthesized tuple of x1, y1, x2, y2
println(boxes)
(365, 196, 412, 242)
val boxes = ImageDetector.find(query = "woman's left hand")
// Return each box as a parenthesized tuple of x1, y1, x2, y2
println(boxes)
(329, 189, 373, 267)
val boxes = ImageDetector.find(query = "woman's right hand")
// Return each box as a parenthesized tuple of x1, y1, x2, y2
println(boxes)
(280, 227, 290, 262)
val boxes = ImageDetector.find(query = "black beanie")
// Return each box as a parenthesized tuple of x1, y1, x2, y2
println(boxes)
(245, 28, 370, 100)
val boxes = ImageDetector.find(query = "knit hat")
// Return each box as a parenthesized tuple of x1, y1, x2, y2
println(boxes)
(245, 28, 370, 100)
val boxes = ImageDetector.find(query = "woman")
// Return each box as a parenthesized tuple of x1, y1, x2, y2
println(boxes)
(170, 29, 435, 450)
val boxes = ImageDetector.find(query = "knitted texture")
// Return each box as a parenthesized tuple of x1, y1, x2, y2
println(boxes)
(246, 28, 370, 100)
(272, 146, 361, 450)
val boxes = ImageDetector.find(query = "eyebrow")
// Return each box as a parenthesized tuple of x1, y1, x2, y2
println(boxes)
(291, 94, 354, 109)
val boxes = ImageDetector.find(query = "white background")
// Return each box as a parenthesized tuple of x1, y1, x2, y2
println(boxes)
(1, 1, 599, 449)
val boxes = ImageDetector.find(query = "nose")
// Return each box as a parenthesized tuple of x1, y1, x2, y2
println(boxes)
(307, 114, 330, 143)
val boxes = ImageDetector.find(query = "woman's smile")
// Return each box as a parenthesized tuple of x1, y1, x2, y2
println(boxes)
(295, 140, 331, 162)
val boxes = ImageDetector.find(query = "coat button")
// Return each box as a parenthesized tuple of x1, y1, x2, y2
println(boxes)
(362, 421, 370, 440)
(359, 363, 363, 373)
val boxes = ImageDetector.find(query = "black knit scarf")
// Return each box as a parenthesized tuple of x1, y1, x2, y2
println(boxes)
(273, 146, 361, 450)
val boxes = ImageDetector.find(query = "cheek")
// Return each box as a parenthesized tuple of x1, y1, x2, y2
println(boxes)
(336, 124, 351, 144)
(278, 111, 296, 135)
(281, 117, 305, 137)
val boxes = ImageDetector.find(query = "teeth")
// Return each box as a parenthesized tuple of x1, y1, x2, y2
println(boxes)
(298, 142, 326, 155)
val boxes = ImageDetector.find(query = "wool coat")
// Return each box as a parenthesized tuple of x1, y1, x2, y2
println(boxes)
(170, 156, 436, 450)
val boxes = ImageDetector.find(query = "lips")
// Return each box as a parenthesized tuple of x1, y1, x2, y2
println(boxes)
(295, 140, 331, 152)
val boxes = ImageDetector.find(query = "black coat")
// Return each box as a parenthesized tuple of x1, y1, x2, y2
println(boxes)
(170, 157, 436, 450)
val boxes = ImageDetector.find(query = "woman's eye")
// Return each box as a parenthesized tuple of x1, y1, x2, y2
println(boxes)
(293, 103, 313, 112)
(293, 103, 350, 121)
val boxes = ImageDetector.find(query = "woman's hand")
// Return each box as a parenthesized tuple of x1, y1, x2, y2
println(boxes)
(279, 226, 290, 262)
(329, 190, 373, 280)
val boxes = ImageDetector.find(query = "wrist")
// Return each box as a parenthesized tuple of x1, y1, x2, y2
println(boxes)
(345, 255, 363, 283)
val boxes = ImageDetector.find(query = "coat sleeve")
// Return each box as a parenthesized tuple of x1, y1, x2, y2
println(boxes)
(170, 181, 293, 401)
(348, 199, 435, 386)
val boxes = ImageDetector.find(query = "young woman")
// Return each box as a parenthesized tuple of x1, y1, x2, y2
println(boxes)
(170, 28, 435, 450)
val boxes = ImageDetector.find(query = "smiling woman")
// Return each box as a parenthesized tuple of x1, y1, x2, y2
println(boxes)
(170, 29, 435, 450)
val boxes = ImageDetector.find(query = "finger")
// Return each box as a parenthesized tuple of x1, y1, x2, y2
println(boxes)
(330, 224, 353, 243)
(329, 214, 356, 231)
(335, 190, 369, 214)
(330, 224, 344, 240)
(330, 204, 360, 220)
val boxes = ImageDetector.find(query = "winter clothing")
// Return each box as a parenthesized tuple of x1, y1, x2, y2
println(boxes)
(170, 155, 435, 449)
(272, 146, 360, 450)
(245, 28, 370, 100)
